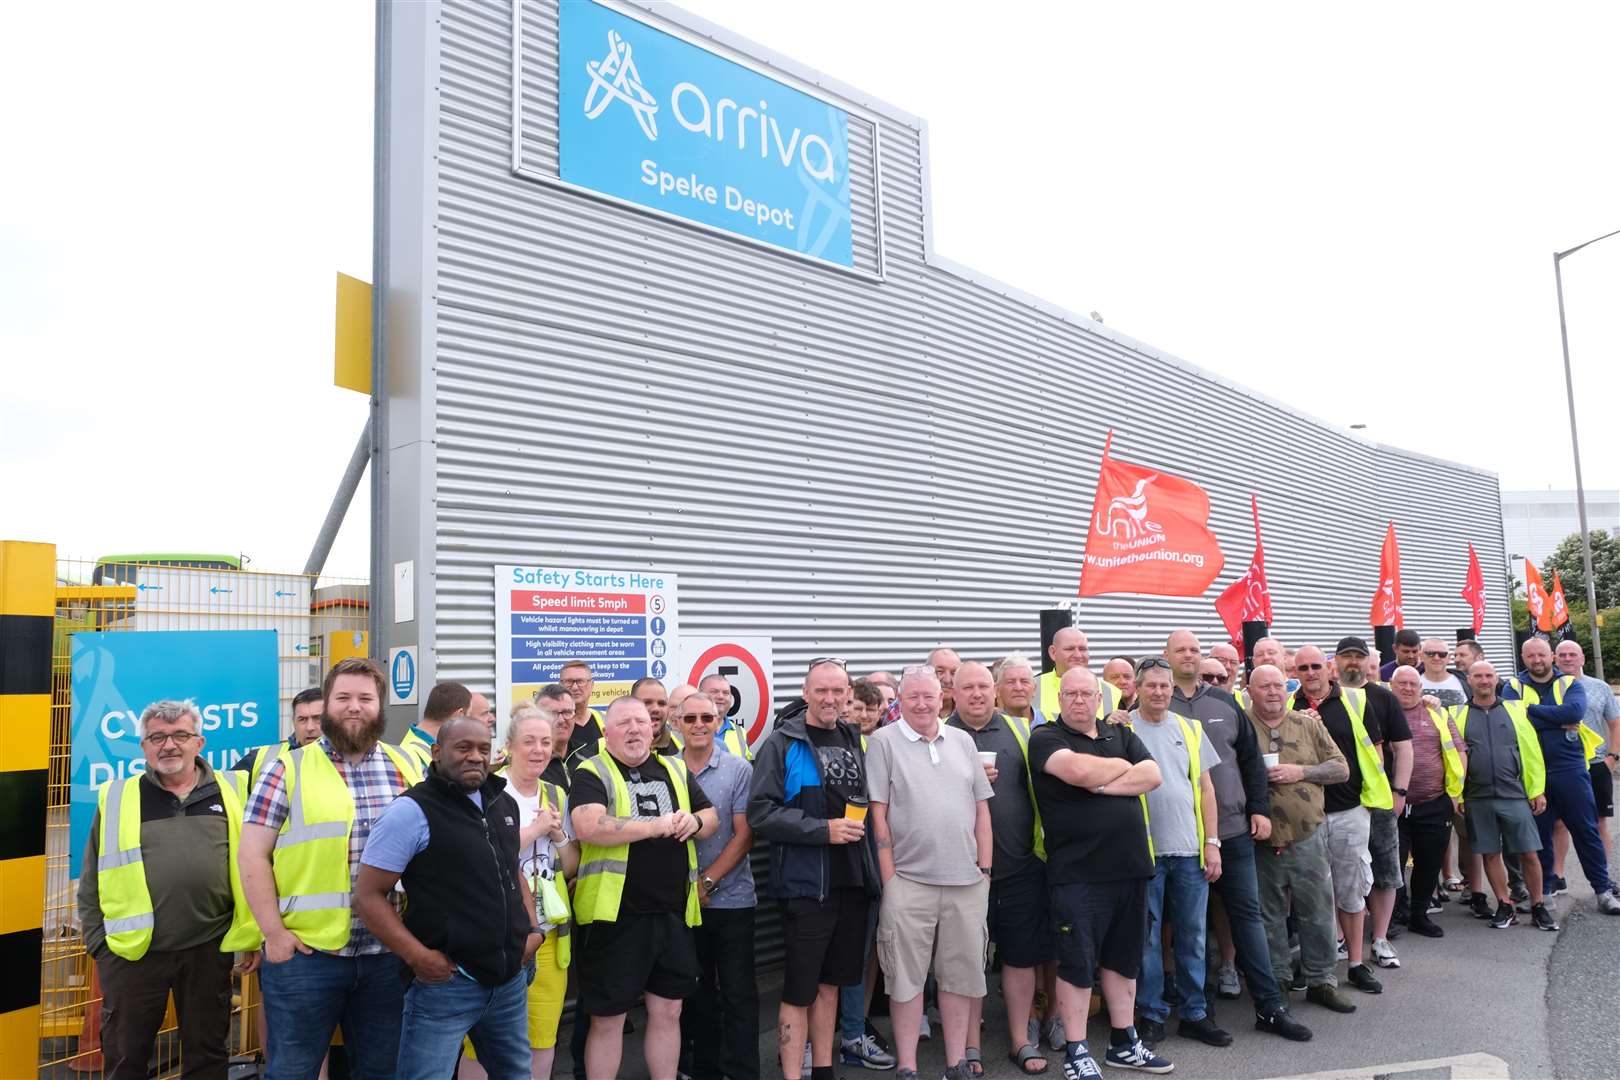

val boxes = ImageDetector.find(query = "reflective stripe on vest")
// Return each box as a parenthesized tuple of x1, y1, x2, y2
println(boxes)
(1001, 714, 1046, 861)
(270, 741, 421, 952)
(96, 770, 263, 961)
(1508, 675, 1604, 762)
(1036, 671, 1120, 728)
(1129, 714, 1208, 868)
(1288, 688, 1393, 810)
(1425, 706, 1465, 800)
(572, 753, 702, 928)
(1453, 699, 1546, 801)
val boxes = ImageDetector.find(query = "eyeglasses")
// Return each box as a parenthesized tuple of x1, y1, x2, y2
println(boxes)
(1058, 690, 1098, 701)
(1296, 662, 1326, 671)
(143, 731, 198, 747)
(560, 678, 592, 688)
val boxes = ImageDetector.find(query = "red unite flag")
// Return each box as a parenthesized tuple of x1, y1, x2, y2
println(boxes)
(1550, 570, 1571, 628)
(1460, 543, 1486, 635)
(1369, 522, 1404, 628)
(1525, 559, 1555, 632)
(1078, 432, 1225, 598)
(1214, 495, 1274, 656)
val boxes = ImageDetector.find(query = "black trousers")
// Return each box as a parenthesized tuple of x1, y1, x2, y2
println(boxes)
(96, 938, 234, 1080)
(680, 905, 761, 1080)
(1398, 795, 1454, 919)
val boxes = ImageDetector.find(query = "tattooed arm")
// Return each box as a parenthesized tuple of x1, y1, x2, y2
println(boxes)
(870, 801, 896, 885)
(571, 802, 671, 845)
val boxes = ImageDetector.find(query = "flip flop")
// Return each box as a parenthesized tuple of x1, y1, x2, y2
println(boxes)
(1009, 1043, 1049, 1074)
(964, 1047, 984, 1077)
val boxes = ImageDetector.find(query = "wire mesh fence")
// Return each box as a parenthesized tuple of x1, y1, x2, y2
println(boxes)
(38, 556, 368, 1077)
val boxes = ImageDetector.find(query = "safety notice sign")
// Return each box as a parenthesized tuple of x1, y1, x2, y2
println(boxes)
(495, 563, 680, 712)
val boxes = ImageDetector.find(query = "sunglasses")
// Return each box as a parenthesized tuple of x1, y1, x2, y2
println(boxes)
(1201, 673, 1226, 684)
(1423, 651, 1449, 658)
(807, 656, 847, 672)
(682, 712, 720, 725)
(1136, 657, 1172, 676)
(1296, 662, 1326, 671)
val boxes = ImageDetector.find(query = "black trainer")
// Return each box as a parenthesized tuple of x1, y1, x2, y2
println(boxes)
(1135, 1017, 1166, 1045)
(1406, 916, 1444, 938)
(1178, 1015, 1233, 1047)
(1254, 1007, 1313, 1042)
(1469, 892, 1495, 919)
(1489, 901, 1518, 929)
(1288, 966, 1307, 992)
(1531, 903, 1560, 931)
(1346, 963, 1383, 994)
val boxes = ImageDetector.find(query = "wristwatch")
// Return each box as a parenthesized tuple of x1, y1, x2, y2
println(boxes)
(701, 875, 718, 895)
(978, 866, 992, 878)
(1204, 838, 1222, 849)
(1392, 787, 1408, 797)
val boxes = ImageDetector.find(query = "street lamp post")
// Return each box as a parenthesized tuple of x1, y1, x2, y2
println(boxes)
(1552, 227, 1620, 680)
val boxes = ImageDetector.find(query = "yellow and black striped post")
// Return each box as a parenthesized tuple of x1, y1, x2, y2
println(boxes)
(0, 541, 53, 1074)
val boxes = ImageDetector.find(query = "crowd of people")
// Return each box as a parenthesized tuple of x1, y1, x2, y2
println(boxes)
(77, 625, 1620, 1080)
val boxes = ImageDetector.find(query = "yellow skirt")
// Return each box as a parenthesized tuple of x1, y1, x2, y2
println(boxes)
(464, 932, 569, 1056)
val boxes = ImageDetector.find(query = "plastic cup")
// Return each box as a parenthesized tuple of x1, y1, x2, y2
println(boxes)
(844, 802, 868, 822)
(1263, 753, 1280, 768)
(978, 751, 997, 768)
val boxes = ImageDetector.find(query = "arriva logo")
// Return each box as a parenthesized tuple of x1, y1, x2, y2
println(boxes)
(1095, 476, 1165, 541)
(582, 29, 838, 183)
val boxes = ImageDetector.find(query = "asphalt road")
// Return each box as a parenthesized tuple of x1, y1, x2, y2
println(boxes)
(562, 866, 1619, 1079)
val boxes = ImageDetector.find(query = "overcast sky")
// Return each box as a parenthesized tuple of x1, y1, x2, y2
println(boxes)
(3, 1, 1616, 581)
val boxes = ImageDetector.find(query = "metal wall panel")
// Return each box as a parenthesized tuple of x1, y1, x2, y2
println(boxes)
(416, 0, 1517, 709)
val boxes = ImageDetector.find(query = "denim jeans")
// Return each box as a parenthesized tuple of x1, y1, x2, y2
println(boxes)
(397, 965, 533, 1080)
(1208, 832, 1285, 1013)
(258, 949, 404, 1080)
(1137, 856, 1209, 1023)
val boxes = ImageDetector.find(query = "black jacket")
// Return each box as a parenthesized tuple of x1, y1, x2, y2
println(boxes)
(400, 767, 531, 986)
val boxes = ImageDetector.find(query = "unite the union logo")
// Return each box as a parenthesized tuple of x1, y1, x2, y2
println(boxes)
(1094, 475, 1165, 541)
(584, 29, 659, 140)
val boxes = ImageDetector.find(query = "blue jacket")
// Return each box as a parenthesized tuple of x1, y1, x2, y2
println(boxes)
(747, 714, 880, 901)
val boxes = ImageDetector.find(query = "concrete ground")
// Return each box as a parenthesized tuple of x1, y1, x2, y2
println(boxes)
(559, 872, 1620, 1080)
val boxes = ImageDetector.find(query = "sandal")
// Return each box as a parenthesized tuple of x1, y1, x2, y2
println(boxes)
(964, 1047, 984, 1077)
(1009, 1043, 1049, 1075)
(1443, 876, 1466, 893)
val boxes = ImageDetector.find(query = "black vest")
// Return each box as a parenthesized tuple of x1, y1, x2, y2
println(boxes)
(400, 767, 530, 986)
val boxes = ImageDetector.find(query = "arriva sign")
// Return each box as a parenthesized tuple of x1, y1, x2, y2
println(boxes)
(557, 0, 855, 268)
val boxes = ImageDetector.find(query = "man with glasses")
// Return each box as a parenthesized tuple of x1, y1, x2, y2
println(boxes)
(674, 692, 761, 1080)
(749, 658, 880, 1080)
(559, 659, 606, 761)
(1245, 665, 1356, 1015)
(1418, 640, 1467, 708)
(533, 683, 579, 788)
(80, 700, 263, 1080)
(1163, 631, 1278, 1014)
(1201, 658, 1231, 688)
(1290, 645, 1386, 994)
(1210, 643, 1242, 688)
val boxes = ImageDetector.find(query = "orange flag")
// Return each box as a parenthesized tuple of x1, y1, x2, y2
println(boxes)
(1078, 432, 1225, 598)
(1369, 523, 1404, 628)
(1524, 559, 1555, 632)
(1550, 570, 1571, 628)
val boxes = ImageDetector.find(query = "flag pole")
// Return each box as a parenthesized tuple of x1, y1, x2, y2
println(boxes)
(1077, 429, 1116, 598)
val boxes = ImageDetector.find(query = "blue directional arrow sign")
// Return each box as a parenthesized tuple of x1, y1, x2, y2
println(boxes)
(274, 590, 295, 598)
(209, 586, 233, 595)
(135, 583, 162, 593)
(293, 643, 308, 654)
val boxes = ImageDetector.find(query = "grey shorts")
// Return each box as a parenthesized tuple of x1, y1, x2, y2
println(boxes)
(1466, 797, 1542, 856)
(1368, 807, 1401, 891)
(1321, 806, 1373, 913)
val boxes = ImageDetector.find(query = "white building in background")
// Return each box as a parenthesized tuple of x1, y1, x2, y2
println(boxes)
(1503, 490, 1620, 566)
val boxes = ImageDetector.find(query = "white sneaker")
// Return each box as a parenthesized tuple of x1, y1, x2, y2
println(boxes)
(803, 1041, 814, 1073)
(919, 1012, 932, 1041)
(841, 1033, 897, 1070)
(1335, 937, 1349, 961)
(1370, 938, 1400, 969)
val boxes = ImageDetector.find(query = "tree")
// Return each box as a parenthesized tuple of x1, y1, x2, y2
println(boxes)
(1543, 529, 1620, 611)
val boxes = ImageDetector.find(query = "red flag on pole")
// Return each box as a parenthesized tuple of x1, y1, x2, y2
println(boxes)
(1214, 495, 1274, 656)
(1078, 431, 1225, 598)
(1460, 543, 1486, 635)
(1550, 570, 1571, 628)
(1369, 523, 1404, 628)
(1524, 559, 1555, 632)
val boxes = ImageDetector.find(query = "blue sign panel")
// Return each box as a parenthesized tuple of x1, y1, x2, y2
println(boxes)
(558, 0, 854, 267)
(68, 630, 280, 879)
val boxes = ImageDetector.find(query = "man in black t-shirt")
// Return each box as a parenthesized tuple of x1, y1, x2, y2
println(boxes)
(1028, 668, 1172, 1077)
(570, 697, 718, 1080)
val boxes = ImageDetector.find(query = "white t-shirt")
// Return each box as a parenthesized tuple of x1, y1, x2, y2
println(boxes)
(1420, 672, 1468, 709)
(508, 780, 573, 932)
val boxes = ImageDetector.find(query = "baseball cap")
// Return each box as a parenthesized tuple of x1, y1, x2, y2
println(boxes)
(1335, 636, 1370, 656)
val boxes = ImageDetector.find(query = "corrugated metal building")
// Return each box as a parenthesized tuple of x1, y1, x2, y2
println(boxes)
(374, 0, 1515, 726)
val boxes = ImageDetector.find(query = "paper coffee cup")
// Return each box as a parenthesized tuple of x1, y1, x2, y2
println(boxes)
(979, 751, 997, 767)
(1263, 753, 1280, 768)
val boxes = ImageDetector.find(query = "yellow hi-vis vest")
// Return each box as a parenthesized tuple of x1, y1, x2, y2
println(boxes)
(1130, 713, 1210, 868)
(572, 753, 702, 928)
(1289, 688, 1393, 810)
(1508, 674, 1607, 764)
(1000, 714, 1046, 861)
(400, 726, 435, 772)
(1452, 699, 1547, 801)
(269, 741, 422, 952)
(669, 723, 753, 761)
(96, 769, 263, 961)
(1036, 670, 1120, 726)
(1424, 706, 1466, 800)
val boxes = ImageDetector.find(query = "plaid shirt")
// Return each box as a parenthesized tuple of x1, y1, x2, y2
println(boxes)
(244, 736, 412, 956)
